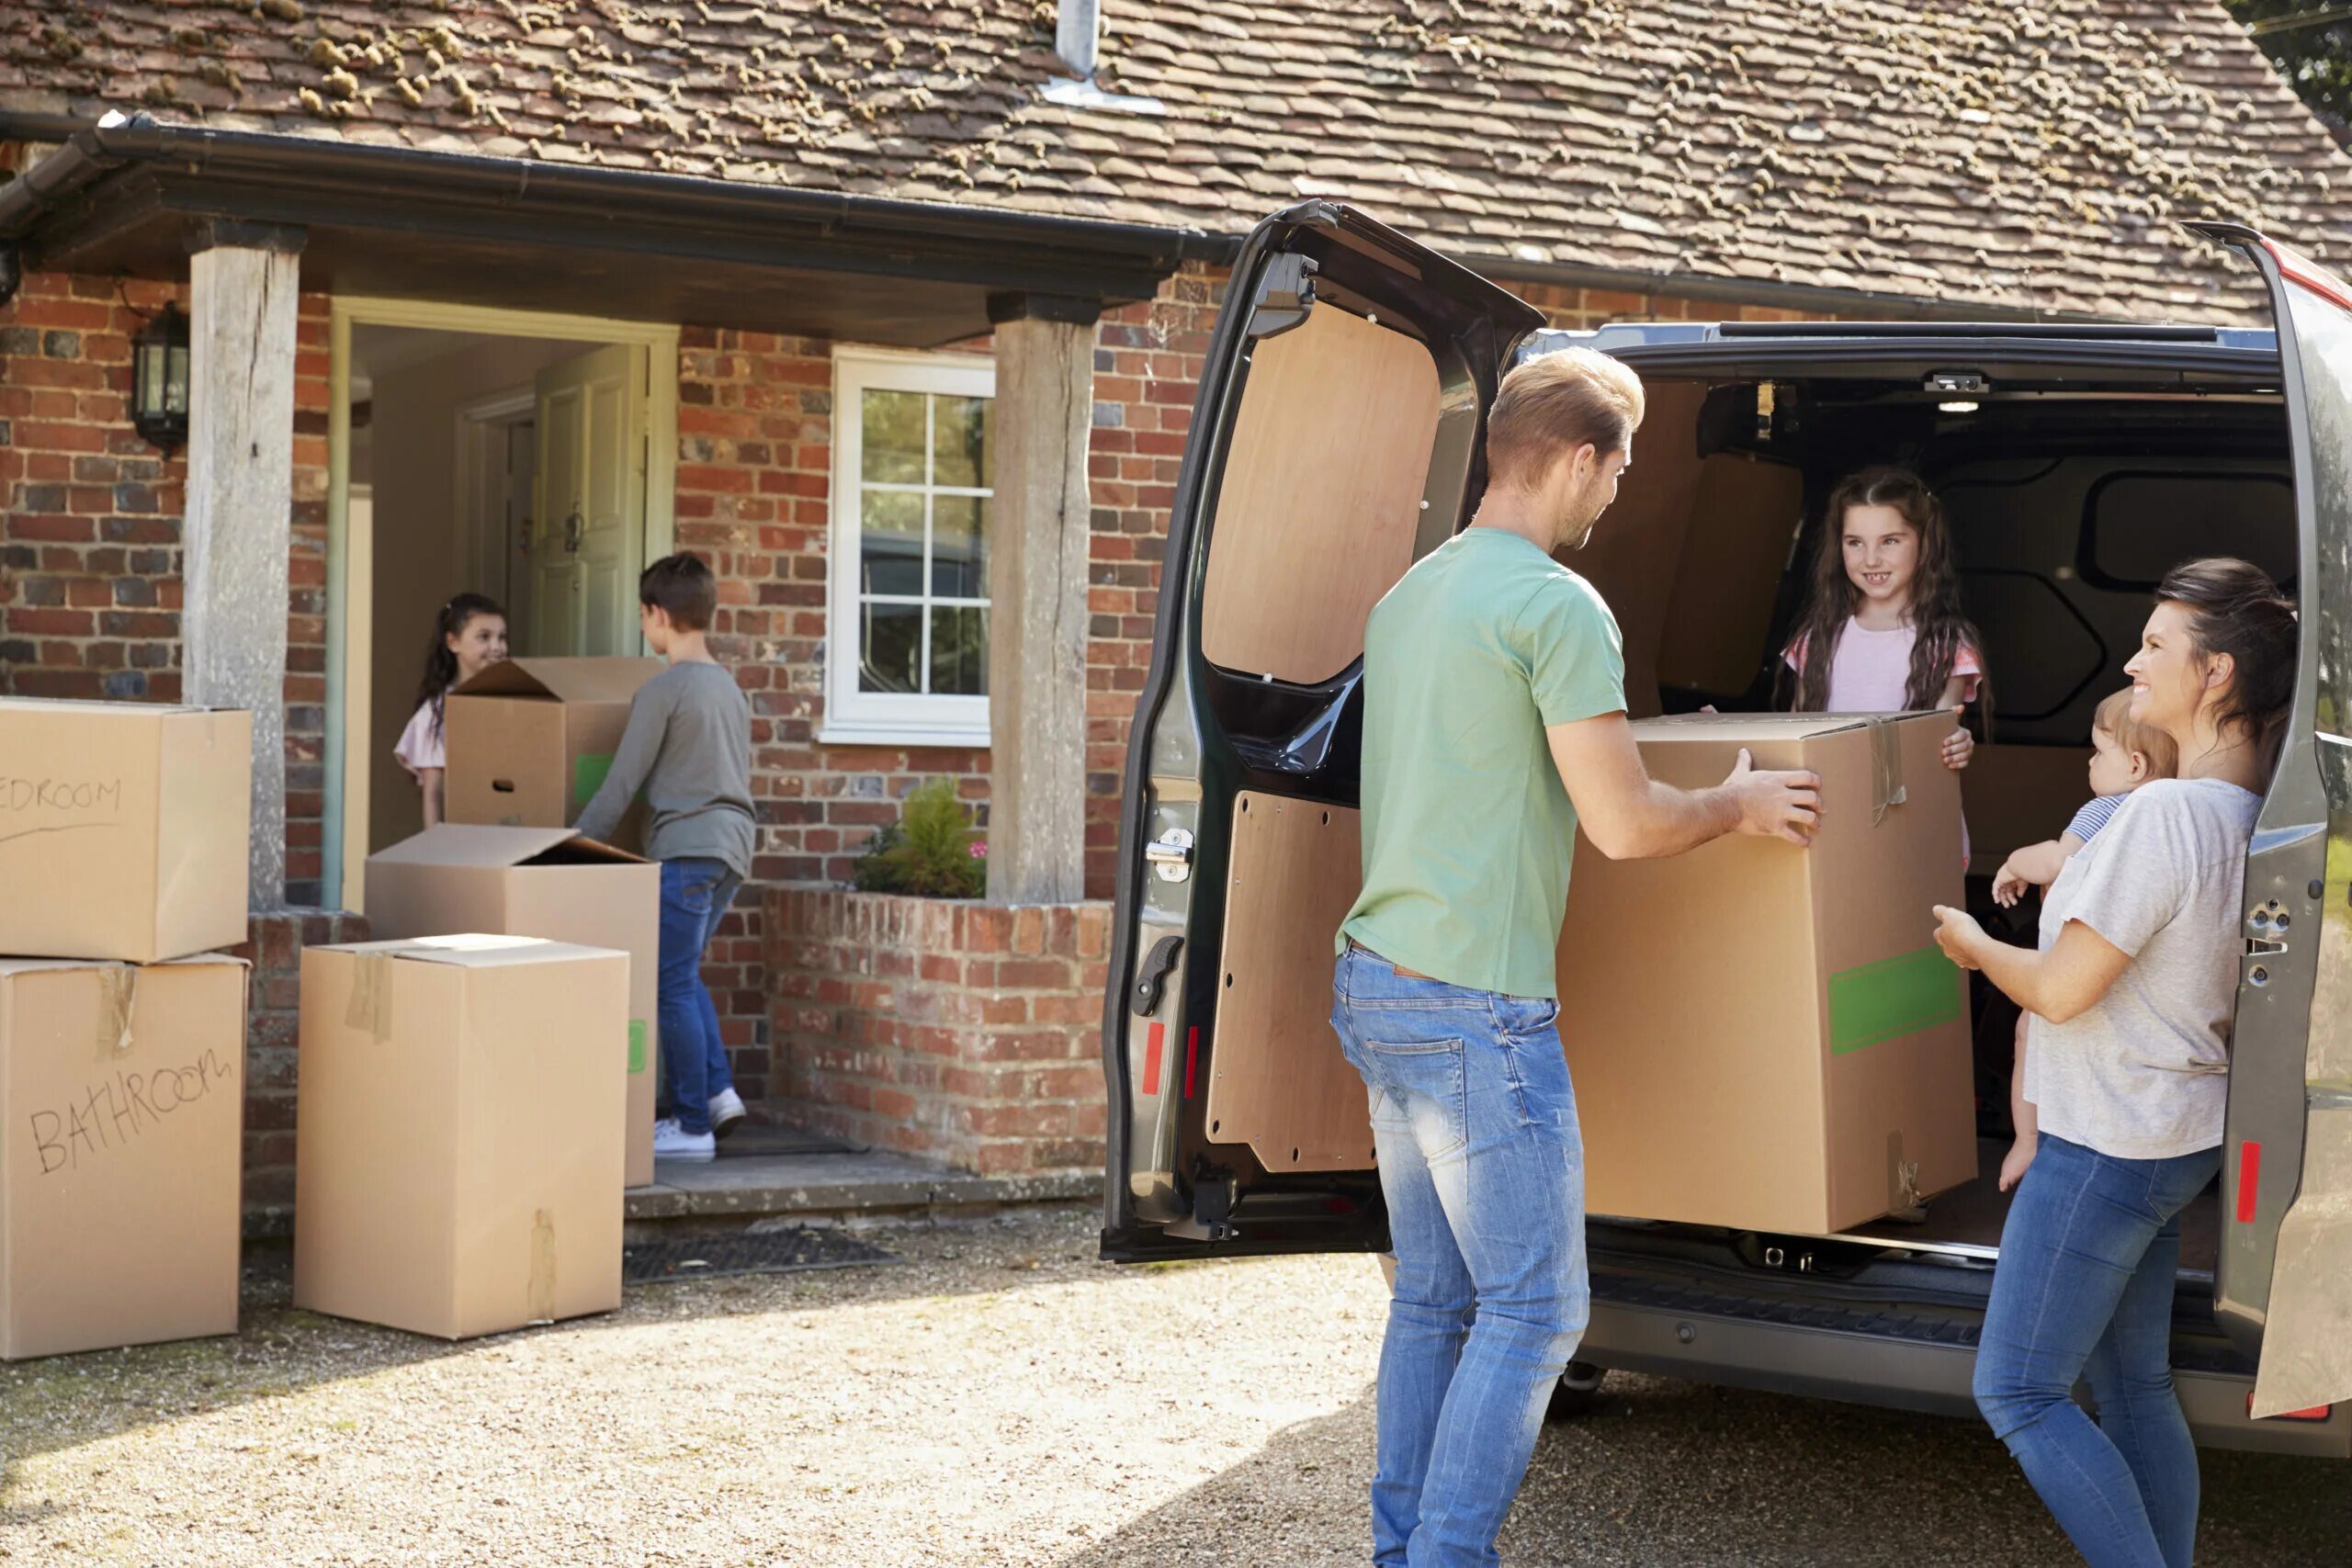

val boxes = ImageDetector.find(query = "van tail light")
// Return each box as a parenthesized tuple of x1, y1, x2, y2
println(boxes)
(2248, 1393, 2333, 1422)
(2235, 1141, 2260, 1224)
(1141, 1022, 1166, 1096)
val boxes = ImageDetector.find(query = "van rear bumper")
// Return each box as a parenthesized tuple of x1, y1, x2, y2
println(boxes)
(1582, 1269, 2350, 1461)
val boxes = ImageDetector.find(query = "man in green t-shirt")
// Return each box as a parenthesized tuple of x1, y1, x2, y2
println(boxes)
(1332, 347, 1819, 1567)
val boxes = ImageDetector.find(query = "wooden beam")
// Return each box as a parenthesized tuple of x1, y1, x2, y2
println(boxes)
(984, 302, 1097, 904)
(183, 229, 303, 910)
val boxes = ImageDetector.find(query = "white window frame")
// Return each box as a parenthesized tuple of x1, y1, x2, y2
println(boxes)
(821, 347, 998, 748)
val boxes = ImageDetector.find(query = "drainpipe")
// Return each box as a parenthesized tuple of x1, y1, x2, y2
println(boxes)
(1043, 0, 1164, 116)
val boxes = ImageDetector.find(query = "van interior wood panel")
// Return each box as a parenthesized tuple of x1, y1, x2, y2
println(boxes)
(1568, 381, 1708, 719)
(1657, 455, 1805, 698)
(1199, 306, 1442, 685)
(1963, 744, 2093, 875)
(1205, 792, 1375, 1174)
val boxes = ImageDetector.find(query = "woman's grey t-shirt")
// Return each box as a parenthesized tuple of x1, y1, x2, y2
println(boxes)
(573, 660, 756, 879)
(2027, 776, 2261, 1160)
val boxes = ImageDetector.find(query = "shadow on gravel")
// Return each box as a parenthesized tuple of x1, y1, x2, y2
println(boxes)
(1051, 1372, 2352, 1568)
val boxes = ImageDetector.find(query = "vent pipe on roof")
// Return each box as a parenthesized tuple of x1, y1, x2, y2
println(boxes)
(1045, 0, 1165, 116)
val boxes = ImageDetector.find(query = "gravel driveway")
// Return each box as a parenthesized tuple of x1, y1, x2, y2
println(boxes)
(2, 1203, 2344, 1566)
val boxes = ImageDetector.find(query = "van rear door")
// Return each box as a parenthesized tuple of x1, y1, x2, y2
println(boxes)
(1100, 204, 1544, 1261)
(2191, 222, 2352, 1418)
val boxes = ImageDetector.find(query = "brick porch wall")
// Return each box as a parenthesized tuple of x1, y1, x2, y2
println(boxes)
(768, 889, 1110, 1176)
(230, 908, 369, 1231)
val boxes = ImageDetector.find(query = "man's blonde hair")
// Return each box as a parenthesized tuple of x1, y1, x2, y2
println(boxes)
(2095, 687, 2177, 780)
(1486, 347, 1645, 491)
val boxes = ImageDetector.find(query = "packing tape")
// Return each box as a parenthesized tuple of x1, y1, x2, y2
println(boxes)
(344, 953, 395, 1043)
(528, 1208, 557, 1324)
(1869, 716, 1908, 827)
(1887, 1130, 1927, 1221)
(92, 965, 136, 1057)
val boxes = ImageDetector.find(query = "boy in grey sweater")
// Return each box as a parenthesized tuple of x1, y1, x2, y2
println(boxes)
(576, 554, 757, 1161)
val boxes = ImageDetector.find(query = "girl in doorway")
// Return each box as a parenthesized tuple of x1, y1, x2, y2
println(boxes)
(396, 592, 508, 828)
(1782, 465, 1984, 773)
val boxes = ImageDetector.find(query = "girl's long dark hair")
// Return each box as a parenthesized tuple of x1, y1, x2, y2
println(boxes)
(417, 592, 505, 740)
(1785, 466, 1986, 715)
(2155, 557, 2298, 768)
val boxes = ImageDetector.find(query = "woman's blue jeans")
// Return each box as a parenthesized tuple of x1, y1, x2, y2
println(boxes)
(1973, 1132, 2223, 1568)
(657, 857, 739, 1134)
(1330, 943, 1588, 1568)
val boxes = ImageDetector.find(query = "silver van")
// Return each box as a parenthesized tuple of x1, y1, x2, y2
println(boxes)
(1100, 202, 2351, 1458)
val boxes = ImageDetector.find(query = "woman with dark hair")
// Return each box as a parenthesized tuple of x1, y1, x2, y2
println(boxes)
(393, 592, 508, 827)
(1930, 558, 2298, 1568)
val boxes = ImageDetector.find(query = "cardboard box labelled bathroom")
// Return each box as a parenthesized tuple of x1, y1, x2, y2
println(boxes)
(363, 825, 660, 1190)
(294, 937, 628, 1341)
(0, 697, 251, 963)
(0, 954, 248, 1360)
(442, 658, 662, 850)
(1555, 711, 1976, 1236)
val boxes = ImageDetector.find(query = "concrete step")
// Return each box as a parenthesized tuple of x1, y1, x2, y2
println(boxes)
(624, 1130, 1100, 1233)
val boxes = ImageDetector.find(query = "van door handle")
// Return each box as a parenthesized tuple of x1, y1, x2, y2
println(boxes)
(1145, 829, 1193, 883)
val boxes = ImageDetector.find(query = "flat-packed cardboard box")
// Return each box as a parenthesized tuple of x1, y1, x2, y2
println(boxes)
(443, 658, 662, 844)
(0, 698, 251, 963)
(0, 954, 248, 1359)
(363, 826, 660, 1189)
(295, 936, 628, 1340)
(1556, 711, 1976, 1235)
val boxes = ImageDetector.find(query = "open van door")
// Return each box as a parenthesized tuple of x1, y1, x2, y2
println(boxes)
(2191, 222, 2352, 1419)
(1100, 205, 1544, 1261)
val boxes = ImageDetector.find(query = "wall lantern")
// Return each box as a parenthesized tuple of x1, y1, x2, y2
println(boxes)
(132, 301, 191, 456)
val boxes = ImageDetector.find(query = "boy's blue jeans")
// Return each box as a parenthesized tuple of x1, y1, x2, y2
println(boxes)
(1973, 1133, 2222, 1568)
(1330, 943, 1589, 1568)
(658, 857, 740, 1135)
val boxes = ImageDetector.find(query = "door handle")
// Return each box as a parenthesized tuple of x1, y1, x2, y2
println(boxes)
(563, 507, 583, 555)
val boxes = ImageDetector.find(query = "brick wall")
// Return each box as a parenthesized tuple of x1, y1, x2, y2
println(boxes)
(768, 889, 1110, 1175)
(0, 270, 337, 905)
(231, 908, 369, 1232)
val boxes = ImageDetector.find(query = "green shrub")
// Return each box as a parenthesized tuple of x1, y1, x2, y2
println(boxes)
(852, 779, 987, 897)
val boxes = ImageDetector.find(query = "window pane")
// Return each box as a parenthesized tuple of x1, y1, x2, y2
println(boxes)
(929, 605, 989, 696)
(932, 394, 992, 488)
(859, 489, 924, 597)
(932, 494, 989, 598)
(859, 602, 922, 694)
(861, 389, 926, 483)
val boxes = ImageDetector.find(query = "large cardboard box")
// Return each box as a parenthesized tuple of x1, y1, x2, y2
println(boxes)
(363, 826, 660, 1189)
(0, 698, 251, 963)
(0, 954, 247, 1359)
(294, 936, 628, 1340)
(1556, 711, 1976, 1235)
(443, 658, 662, 840)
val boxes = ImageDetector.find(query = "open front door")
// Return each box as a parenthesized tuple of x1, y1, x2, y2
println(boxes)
(1100, 204, 1543, 1261)
(529, 344, 648, 657)
(2191, 223, 2352, 1418)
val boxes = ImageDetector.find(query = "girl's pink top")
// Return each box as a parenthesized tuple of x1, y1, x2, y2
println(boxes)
(1784, 619, 1981, 712)
(393, 694, 448, 778)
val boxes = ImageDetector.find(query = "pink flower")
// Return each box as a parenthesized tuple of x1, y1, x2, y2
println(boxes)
(969, 840, 989, 858)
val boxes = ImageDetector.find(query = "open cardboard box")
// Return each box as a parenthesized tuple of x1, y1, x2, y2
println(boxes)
(443, 658, 662, 849)
(363, 825, 660, 1188)
(0, 697, 251, 963)
(0, 954, 248, 1359)
(1556, 710, 1978, 1235)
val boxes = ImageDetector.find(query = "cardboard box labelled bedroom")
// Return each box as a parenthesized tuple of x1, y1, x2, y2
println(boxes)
(0, 697, 254, 1359)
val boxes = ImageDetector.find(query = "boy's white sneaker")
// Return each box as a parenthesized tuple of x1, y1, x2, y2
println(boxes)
(652, 1117, 717, 1162)
(708, 1088, 748, 1141)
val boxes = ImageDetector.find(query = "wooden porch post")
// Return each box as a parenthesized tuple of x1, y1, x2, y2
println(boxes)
(183, 221, 305, 911)
(984, 293, 1099, 905)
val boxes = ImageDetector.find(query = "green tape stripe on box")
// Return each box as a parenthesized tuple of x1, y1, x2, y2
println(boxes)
(1829, 947, 1962, 1055)
(574, 752, 616, 807)
(628, 1019, 648, 1075)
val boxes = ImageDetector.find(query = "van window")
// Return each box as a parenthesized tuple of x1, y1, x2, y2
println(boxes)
(2084, 471, 2296, 591)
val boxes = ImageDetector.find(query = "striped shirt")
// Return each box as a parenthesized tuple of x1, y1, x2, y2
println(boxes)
(2066, 794, 2128, 845)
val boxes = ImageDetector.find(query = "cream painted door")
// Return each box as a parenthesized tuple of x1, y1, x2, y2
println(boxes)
(530, 344, 648, 656)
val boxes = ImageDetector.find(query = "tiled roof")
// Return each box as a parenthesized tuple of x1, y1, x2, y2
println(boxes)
(6, 1, 2350, 321)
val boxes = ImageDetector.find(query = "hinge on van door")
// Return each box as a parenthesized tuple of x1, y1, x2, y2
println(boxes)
(1165, 1177, 1239, 1244)
(1246, 254, 1318, 339)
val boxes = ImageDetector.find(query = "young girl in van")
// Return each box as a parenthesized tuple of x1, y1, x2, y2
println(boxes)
(395, 592, 508, 829)
(1988, 688, 2178, 1191)
(1782, 465, 1983, 772)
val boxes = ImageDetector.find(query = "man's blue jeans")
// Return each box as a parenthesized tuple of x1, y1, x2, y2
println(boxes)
(1330, 943, 1588, 1568)
(1973, 1133, 2222, 1568)
(658, 857, 740, 1135)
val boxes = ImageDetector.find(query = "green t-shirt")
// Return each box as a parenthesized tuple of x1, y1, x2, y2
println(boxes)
(1338, 526, 1627, 998)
